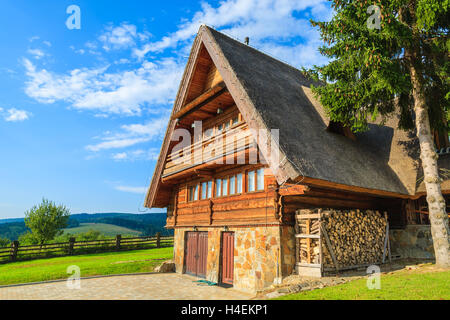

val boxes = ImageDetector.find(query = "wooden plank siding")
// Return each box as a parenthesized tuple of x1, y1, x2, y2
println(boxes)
(166, 169, 281, 227)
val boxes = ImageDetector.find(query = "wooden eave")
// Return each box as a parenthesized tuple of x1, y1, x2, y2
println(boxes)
(172, 81, 227, 121)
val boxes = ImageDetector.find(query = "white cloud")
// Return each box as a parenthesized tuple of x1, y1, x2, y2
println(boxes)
(112, 152, 128, 160)
(2, 108, 32, 122)
(98, 23, 150, 52)
(28, 49, 46, 60)
(23, 2, 331, 117)
(99, 23, 139, 51)
(23, 57, 183, 116)
(133, 0, 331, 64)
(115, 185, 147, 194)
(86, 116, 168, 152)
(112, 148, 160, 162)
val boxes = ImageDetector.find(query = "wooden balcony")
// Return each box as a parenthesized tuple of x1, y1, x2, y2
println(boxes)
(163, 123, 255, 178)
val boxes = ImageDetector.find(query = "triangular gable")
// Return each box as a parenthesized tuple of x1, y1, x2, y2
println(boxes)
(145, 26, 294, 208)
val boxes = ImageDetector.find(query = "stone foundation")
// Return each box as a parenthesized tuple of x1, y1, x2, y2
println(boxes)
(173, 225, 294, 293)
(389, 225, 435, 260)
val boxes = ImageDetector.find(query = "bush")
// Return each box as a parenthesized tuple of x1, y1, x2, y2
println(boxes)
(0, 237, 10, 248)
(18, 232, 39, 246)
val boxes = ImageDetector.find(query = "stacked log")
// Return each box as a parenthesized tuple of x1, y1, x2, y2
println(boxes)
(295, 209, 388, 270)
(321, 209, 387, 268)
(295, 210, 321, 265)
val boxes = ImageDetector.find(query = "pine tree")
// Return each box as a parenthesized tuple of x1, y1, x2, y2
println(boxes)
(308, 0, 449, 267)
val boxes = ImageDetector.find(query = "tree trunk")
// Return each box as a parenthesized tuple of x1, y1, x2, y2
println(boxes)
(409, 54, 450, 268)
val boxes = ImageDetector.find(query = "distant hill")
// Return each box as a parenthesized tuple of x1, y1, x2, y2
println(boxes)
(63, 223, 142, 237)
(0, 218, 24, 224)
(0, 212, 170, 240)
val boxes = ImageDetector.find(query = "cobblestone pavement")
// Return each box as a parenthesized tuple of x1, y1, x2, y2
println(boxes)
(0, 273, 253, 300)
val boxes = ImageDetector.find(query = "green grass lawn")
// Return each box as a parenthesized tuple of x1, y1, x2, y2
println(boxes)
(63, 223, 141, 237)
(0, 247, 173, 286)
(276, 269, 450, 300)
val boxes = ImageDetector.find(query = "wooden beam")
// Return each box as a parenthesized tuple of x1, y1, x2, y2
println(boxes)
(296, 176, 411, 199)
(194, 169, 213, 178)
(285, 195, 379, 209)
(172, 82, 227, 120)
(279, 184, 309, 196)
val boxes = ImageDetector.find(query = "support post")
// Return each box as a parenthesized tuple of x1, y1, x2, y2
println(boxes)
(383, 212, 391, 263)
(69, 237, 75, 255)
(115, 234, 121, 250)
(156, 232, 161, 248)
(321, 225, 339, 272)
(10, 241, 19, 261)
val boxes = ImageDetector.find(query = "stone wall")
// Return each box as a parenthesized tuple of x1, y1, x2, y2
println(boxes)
(172, 226, 291, 293)
(280, 225, 296, 276)
(389, 225, 435, 260)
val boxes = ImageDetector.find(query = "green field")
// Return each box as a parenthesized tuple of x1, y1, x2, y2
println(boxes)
(276, 268, 450, 300)
(63, 223, 141, 237)
(0, 247, 173, 286)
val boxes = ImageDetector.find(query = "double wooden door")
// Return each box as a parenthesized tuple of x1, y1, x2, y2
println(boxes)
(184, 232, 208, 277)
(221, 232, 235, 285)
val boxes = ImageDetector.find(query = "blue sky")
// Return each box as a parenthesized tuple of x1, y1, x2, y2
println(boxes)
(0, 0, 331, 218)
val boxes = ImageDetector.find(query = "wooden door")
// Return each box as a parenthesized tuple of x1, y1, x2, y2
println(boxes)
(221, 232, 234, 285)
(184, 232, 208, 277)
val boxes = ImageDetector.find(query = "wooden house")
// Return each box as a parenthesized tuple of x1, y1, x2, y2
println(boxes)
(145, 26, 450, 293)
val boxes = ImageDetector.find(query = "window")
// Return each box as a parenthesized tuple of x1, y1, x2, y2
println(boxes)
(203, 128, 213, 140)
(215, 179, 222, 197)
(232, 116, 239, 126)
(207, 181, 212, 199)
(194, 184, 199, 201)
(216, 124, 224, 135)
(189, 186, 194, 202)
(247, 169, 265, 192)
(189, 184, 199, 202)
(227, 174, 243, 195)
(248, 171, 255, 192)
(222, 179, 228, 196)
(201, 182, 207, 200)
(230, 176, 236, 195)
(257, 168, 265, 191)
(237, 173, 243, 194)
(201, 181, 213, 200)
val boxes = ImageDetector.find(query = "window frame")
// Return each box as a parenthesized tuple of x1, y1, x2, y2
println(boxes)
(246, 168, 265, 193)
(188, 184, 200, 202)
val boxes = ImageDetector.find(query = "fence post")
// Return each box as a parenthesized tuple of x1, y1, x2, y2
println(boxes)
(156, 232, 161, 248)
(115, 235, 121, 250)
(10, 241, 19, 261)
(69, 237, 75, 255)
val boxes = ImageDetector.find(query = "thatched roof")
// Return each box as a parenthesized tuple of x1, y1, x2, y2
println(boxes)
(417, 155, 450, 194)
(206, 26, 419, 195)
(145, 26, 444, 208)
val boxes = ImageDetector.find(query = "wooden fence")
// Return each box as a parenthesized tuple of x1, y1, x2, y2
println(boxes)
(0, 233, 174, 264)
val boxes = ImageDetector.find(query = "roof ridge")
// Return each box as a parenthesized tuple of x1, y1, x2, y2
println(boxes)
(202, 25, 308, 77)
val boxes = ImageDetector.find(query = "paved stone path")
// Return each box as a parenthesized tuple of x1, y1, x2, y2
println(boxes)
(0, 273, 253, 300)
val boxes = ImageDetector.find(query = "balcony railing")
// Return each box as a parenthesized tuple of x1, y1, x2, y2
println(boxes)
(163, 123, 255, 177)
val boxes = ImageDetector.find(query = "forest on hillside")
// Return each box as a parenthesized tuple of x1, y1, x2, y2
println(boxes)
(0, 212, 171, 241)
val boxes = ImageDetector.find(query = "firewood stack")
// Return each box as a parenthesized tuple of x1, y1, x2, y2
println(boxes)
(295, 210, 321, 265)
(321, 209, 387, 268)
(295, 209, 388, 271)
